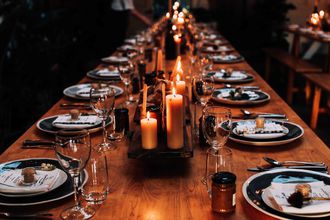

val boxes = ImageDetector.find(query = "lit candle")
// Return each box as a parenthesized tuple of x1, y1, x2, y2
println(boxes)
(166, 88, 183, 149)
(175, 74, 186, 95)
(141, 111, 158, 149)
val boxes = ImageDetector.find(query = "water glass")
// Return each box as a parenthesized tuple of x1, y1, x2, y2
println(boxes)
(54, 130, 95, 220)
(82, 150, 109, 204)
(203, 147, 233, 197)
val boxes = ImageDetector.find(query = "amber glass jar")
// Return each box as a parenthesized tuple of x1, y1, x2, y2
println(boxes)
(211, 172, 236, 213)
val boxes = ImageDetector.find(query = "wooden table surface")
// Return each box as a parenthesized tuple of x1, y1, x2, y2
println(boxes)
(1, 30, 330, 220)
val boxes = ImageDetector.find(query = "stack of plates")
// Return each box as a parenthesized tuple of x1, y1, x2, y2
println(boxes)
(0, 158, 86, 206)
(230, 120, 304, 146)
(243, 169, 330, 219)
(63, 84, 123, 100)
(212, 88, 270, 105)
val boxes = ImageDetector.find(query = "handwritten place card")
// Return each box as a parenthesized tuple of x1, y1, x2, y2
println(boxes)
(269, 181, 330, 214)
(0, 169, 60, 194)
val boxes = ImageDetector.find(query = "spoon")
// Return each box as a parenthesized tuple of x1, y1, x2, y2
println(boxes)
(263, 157, 326, 167)
(240, 109, 287, 119)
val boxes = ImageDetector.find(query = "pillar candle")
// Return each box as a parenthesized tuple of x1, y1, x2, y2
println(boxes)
(157, 49, 163, 71)
(166, 88, 183, 149)
(175, 74, 186, 95)
(141, 111, 158, 149)
(142, 84, 148, 117)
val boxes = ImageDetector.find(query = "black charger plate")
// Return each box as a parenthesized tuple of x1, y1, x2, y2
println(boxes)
(243, 169, 330, 220)
(0, 158, 87, 206)
(229, 121, 304, 146)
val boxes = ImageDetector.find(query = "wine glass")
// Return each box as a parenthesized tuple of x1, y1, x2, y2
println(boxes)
(119, 61, 136, 105)
(202, 106, 232, 150)
(55, 130, 95, 220)
(193, 74, 214, 106)
(90, 84, 116, 151)
(201, 106, 232, 196)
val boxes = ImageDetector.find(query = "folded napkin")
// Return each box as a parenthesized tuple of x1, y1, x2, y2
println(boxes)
(215, 71, 247, 80)
(52, 114, 100, 129)
(0, 169, 60, 194)
(102, 56, 128, 63)
(213, 54, 238, 61)
(220, 89, 258, 100)
(268, 178, 330, 214)
(96, 69, 120, 77)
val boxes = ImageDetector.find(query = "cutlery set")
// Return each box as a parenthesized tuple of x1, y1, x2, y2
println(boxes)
(248, 157, 328, 173)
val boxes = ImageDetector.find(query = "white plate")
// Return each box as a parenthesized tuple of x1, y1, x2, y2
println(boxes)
(212, 88, 271, 105)
(0, 158, 88, 206)
(232, 120, 289, 140)
(51, 114, 102, 129)
(101, 56, 129, 64)
(262, 187, 330, 218)
(0, 169, 67, 198)
(63, 83, 123, 100)
(229, 121, 304, 146)
(242, 169, 330, 220)
(214, 70, 249, 81)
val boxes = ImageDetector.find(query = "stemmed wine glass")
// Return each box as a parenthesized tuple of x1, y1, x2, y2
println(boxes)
(119, 61, 136, 105)
(201, 106, 232, 196)
(192, 74, 214, 106)
(55, 130, 95, 220)
(90, 84, 116, 151)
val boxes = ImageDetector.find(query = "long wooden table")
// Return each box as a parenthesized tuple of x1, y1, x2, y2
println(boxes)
(1, 30, 330, 220)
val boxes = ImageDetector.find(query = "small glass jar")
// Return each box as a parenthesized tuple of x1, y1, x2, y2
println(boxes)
(211, 172, 236, 214)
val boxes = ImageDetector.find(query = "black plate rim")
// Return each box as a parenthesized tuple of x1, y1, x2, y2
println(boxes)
(212, 89, 270, 105)
(242, 169, 330, 220)
(0, 158, 87, 206)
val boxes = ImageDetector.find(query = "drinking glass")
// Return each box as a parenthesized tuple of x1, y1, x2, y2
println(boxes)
(82, 149, 109, 204)
(203, 147, 233, 197)
(90, 84, 116, 151)
(55, 130, 95, 220)
(201, 106, 232, 196)
(119, 61, 136, 104)
(192, 74, 214, 106)
(202, 106, 232, 150)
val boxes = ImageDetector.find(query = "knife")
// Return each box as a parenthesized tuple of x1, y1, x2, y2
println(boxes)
(23, 139, 54, 146)
(60, 103, 91, 109)
(247, 165, 328, 173)
(232, 114, 287, 119)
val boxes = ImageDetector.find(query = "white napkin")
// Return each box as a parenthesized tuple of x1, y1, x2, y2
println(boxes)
(269, 181, 330, 214)
(102, 56, 128, 63)
(96, 69, 120, 77)
(213, 54, 238, 61)
(52, 114, 100, 129)
(215, 71, 247, 80)
(0, 169, 60, 194)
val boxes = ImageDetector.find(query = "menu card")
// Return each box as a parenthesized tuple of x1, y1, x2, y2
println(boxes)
(269, 180, 330, 214)
(0, 169, 60, 194)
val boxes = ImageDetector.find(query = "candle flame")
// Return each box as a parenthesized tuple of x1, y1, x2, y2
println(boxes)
(147, 111, 150, 119)
(172, 87, 176, 96)
(319, 10, 325, 19)
(176, 74, 180, 81)
(166, 12, 170, 18)
(173, 34, 181, 43)
(172, 25, 177, 31)
(173, 14, 178, 20)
